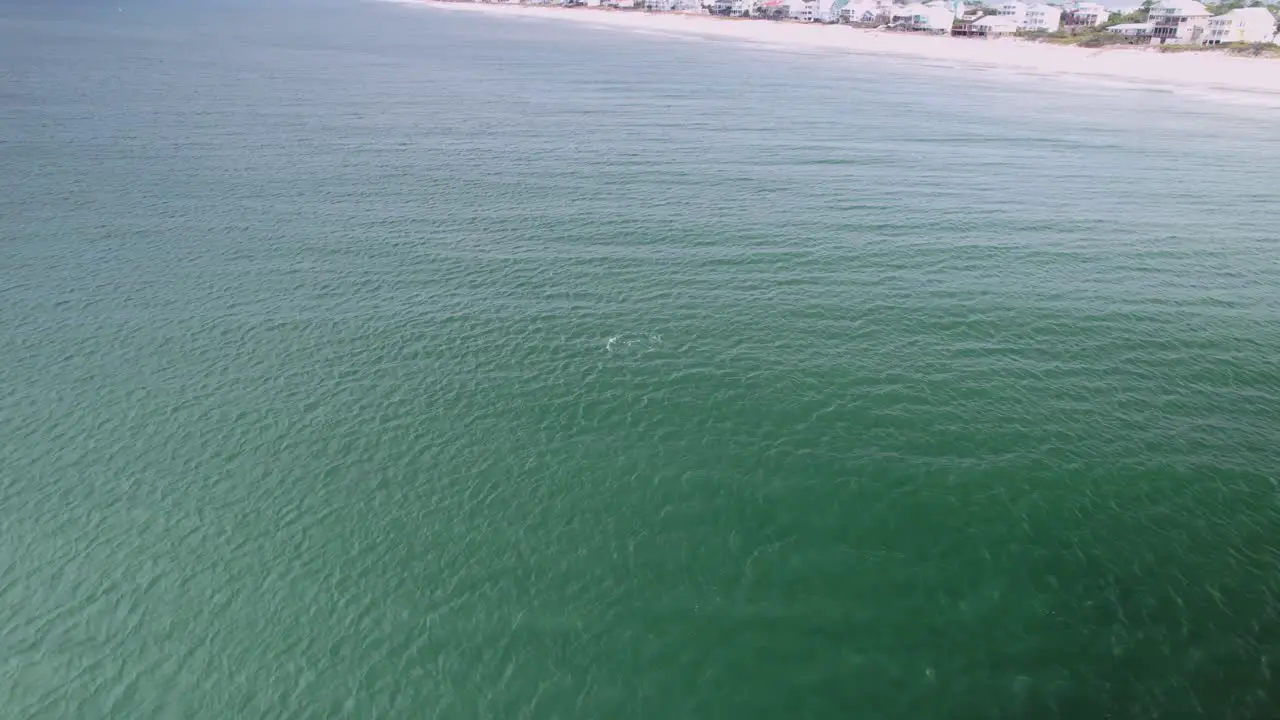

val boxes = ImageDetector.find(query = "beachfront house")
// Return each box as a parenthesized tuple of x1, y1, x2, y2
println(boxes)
(891, 1, 955, 29)
(752, 0, 781, 15)
(1147, 0, 1210, 44)
(1202, 7, 1277, 45)
(1063, 0, 1109, 27)
(997, 1, 1028, 25)
(656, 0, 699, 10)
(953, 14, 1020, 35)
(813, 0, 843, 21)
(1106, 21, 1152, 38)
(920, 3, 956, 28)
(781, 0, 814, 18)
(837, 0, 888, 23)
(731, 0, 759, 14)
(1022, 3, 1061, 31)
(890, 2, 925, 24)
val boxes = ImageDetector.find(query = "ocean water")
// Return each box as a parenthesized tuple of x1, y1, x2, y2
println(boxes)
(3, 0, 1280, 717)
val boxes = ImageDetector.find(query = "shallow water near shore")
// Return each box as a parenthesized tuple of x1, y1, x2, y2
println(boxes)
(3, 0, 1280, 717)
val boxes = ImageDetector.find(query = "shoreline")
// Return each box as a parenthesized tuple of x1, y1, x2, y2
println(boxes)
(412, 1, 1280, 99)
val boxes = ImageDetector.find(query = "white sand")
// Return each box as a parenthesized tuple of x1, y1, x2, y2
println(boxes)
(413, 1, 1280, 100)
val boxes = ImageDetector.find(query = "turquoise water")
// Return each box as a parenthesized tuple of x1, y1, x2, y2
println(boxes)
(3, 0, 1280, 717)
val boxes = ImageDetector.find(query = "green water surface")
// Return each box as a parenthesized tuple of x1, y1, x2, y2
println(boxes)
(3, 1, 1280, 717)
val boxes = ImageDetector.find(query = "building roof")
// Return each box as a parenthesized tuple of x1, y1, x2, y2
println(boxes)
(1219, 6, 1277, 22)
(973, 14, 1019, 26)
(1151, 0, 1209, 16)
(1107, 21, 1151, 29)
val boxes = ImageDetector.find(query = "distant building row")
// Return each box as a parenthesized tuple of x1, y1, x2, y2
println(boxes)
(952, 1, 1101, 35)
(548, 0, 1279, 45)
(1105, 2, 1276, 44)
(702, 0, 961, 26)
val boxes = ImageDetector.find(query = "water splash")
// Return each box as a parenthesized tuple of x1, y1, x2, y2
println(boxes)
(605, 333, 663, 355)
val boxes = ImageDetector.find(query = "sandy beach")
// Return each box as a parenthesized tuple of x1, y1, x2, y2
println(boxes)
(413, 1, 1280, 100)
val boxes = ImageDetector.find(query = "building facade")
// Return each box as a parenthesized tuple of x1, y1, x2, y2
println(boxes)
(817, 0, 849, 21)
(1023, 3, 1062, 31)
(1203, 7, 1277, 44)
(1106, 21, 1152, 37)
(839, 0, 888, 23)
(786, 0, 816, 19)
(892, 2, 954, 29)
(997, 1, 1028, 25)
(1147, 0, 1211, 44)
(954, 14, 1020, 36)
(1063, 1, 1110, 27)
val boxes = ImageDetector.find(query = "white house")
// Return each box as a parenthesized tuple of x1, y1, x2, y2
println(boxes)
(813, 0, 843, 21)
(891, 2, 926, 23)
(1063, 0, 1109, 26)
(731, 0, 758, 13)
(892, 1, 954, 29)
(838, 0, 886, 22)
(1022, 3, 1061, 31)
(920, 4, 957, 28)
(997, 0, 1028, 25)
(966, 14, 1020, 35)
(1106, 21, 1152, 36)
(1203, 7, 1277, 44)
(784, 0, 814, 17)
(1147, 0, 1211, 44)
